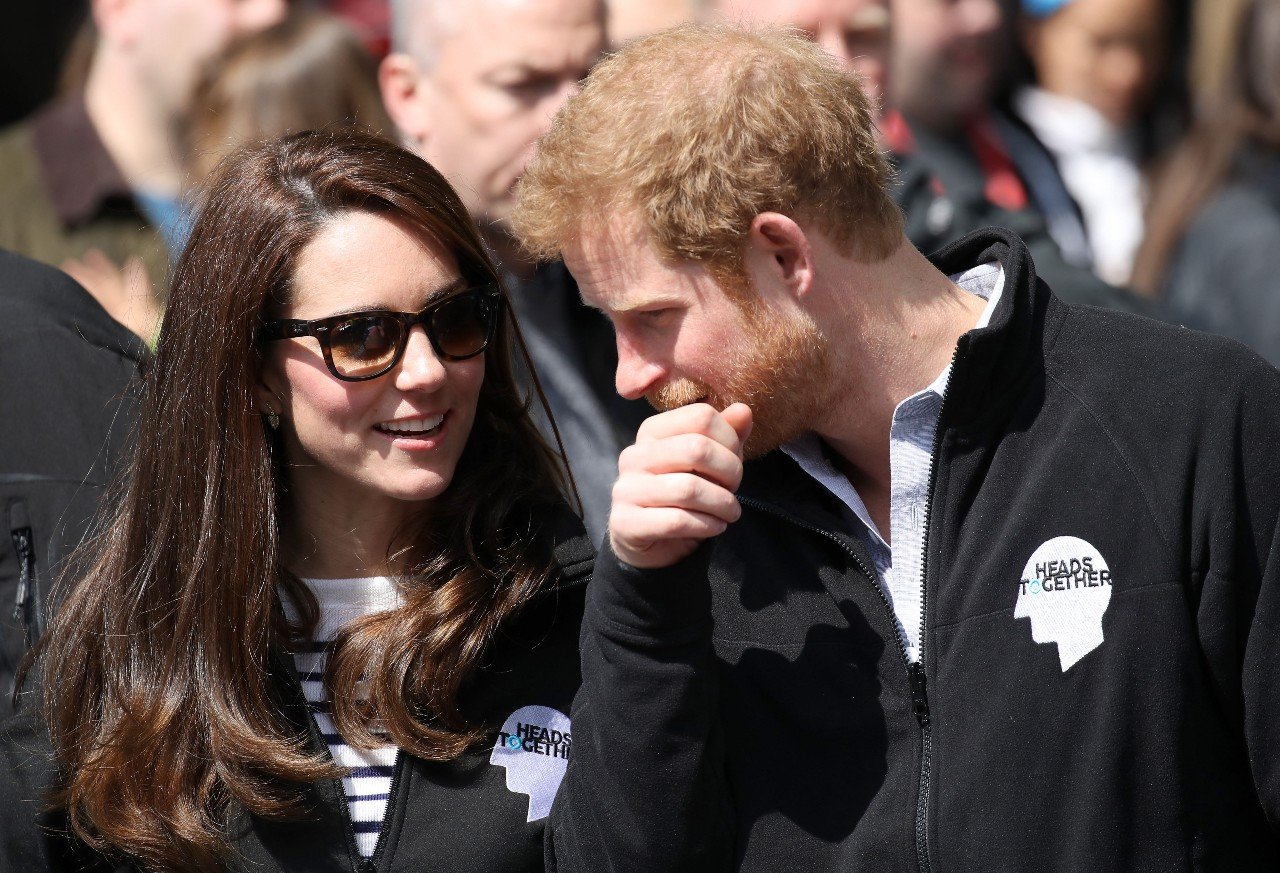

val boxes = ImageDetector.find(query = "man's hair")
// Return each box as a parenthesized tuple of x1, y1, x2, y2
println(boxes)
(513, 23, 903, 282)
(388, 0, 457, 67)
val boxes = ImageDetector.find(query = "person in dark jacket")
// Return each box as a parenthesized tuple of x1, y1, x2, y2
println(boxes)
(513, 24, 1280, 872)
(0, 130, 590, 873)
(0, 249, 144, 718)
(886, 0, 1170, 317)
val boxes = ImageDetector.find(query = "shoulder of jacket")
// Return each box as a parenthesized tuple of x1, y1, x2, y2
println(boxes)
(1049, 305, 1275, 402)
(0, 252, 147, 366)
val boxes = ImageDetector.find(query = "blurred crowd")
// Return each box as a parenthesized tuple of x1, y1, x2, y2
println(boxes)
(8, 0, 1280, 358)
(1, 0, 1278, 655)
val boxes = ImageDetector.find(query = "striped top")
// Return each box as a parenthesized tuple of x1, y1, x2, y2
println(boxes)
(283, 576, 403, 859)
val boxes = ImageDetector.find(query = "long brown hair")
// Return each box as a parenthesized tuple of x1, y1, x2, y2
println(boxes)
(31, 130, 570, 871)
(1131, 0, 1280, 295)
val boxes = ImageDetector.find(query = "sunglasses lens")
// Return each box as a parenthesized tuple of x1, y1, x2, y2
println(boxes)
(429, 290, 496, 359)
(329, 315, 403, 378)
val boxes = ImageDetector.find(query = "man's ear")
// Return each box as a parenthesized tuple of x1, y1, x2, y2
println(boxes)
(743, 212, 814, 302)
(379, 53, 434, 148)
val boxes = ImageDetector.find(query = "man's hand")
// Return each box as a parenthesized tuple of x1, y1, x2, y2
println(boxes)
(609, 402, 753, 569)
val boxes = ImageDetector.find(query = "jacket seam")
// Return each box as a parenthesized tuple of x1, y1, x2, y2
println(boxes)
(931, 580, 1186, 632)
(590, 610, 712, 644)
(1041, 369, 1174, 555)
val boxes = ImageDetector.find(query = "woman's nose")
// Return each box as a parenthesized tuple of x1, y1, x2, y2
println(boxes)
(393, 325, 448, 391)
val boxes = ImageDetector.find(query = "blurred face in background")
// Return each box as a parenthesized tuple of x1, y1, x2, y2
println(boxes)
(605, 0, 698, 46)
(382, 0, 604, 235)
(713, 0, 892, 111)
(889, 0, 1004, 130)
(1022, 0, 1168, 127)
(99, 0, 288, 120)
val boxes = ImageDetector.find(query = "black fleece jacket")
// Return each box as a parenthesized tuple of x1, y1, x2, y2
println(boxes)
(0, 249, 144, 718)
(0, 517, 593, 873)
(548, 228, 1280, 872)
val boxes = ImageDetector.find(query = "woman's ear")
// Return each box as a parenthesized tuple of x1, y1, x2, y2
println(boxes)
(254, 374, 284, 418)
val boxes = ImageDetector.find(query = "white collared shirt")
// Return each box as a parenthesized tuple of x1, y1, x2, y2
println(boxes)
(783, 262, 1004, 662)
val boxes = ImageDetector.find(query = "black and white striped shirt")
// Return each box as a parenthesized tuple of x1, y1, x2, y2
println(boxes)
(283, 576, 402, 858)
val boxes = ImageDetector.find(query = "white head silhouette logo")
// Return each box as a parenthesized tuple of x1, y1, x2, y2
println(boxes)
(490, 705, 572, 822)
(1014, 536, 1113, 671)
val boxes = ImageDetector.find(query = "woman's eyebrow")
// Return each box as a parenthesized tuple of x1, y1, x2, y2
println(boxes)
(310, 278, 470, 319)
(417, 277, 470, 307)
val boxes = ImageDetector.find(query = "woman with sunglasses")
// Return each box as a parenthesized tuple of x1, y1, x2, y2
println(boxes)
(0, 130, 591, 873)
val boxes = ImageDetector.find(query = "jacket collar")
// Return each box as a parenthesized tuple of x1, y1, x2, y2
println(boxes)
(924, 226, 1065, 433)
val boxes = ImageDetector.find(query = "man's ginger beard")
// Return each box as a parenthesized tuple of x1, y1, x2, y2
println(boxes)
(649, 289, 831, 459)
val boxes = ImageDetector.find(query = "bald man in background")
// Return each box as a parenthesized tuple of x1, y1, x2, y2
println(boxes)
(380, 0, 650, 544)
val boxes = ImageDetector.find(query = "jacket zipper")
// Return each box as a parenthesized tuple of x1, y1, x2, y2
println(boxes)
(9, 500, 36, 650)
(313, 701, 408, 873)
(363, 750, 408, 873)
(737, 496, 932, 870)
(10, 526, 34, 649)
(738, 344, 956, 873)
(280, 651, 404, 873)
(908, 346, 960, 873)
(9, 503, 36, 704)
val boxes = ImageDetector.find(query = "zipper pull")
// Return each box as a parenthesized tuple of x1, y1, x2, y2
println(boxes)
(908, 662, 931, 728)
(11, 527, 32, 633)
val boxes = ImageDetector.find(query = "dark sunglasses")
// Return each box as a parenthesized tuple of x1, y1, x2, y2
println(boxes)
(258, 283, 503, 382)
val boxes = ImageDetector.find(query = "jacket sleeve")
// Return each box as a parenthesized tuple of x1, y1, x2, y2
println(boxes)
(1220, 358, 1280, 835)
(0, 704, 52, 872)
(546, 541, 734, 873)
(1244, 509, 1280, 832)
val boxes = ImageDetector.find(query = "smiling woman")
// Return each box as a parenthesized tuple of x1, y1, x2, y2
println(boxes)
(1, 131, 591, 873)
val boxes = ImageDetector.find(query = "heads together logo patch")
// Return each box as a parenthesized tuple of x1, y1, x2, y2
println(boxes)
(1015, 536, 1113, 671)
(489, 705, 572, 822)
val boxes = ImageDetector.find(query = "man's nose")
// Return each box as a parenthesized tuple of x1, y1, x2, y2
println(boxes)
(957, 0, 1002, 38)
(394, 326, 449, 391)
(614, 338, 664, 401)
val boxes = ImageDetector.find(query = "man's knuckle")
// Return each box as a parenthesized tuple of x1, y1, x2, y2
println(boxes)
(693, 404, 718, 428)
(674, 476, 700, 503)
